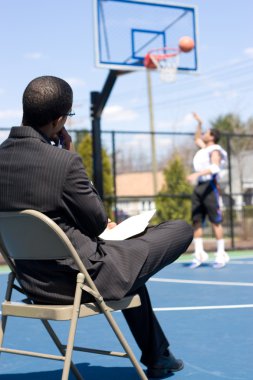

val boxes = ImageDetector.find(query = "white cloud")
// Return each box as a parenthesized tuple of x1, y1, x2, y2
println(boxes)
(180, 113, 196, 128)
(157, 120, 175, 130)
(202, 75, 225, 90)
(0, 109, 22, 120)
(213, 90, 238, 99)
(123, 134, 172, 150)
(244, 48, 253, 58)
(103, 105, 139, 122)
(65, 115, 89, 129)
(198, 43, 209, 53)
(157, 113, 194, 131)
(24, 52, 43, 60)
(129, 97, 143, 106)
(208, 80, 225, 90)
(201, 74, 239, 100)
(227, 58, 241, 66)
(127, 134, 149, 147)
(156, 135, 173, 147)
(65, 77, 86, 88)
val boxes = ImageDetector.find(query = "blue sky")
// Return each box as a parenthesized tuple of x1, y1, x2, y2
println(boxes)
(0, 0, 253, 144)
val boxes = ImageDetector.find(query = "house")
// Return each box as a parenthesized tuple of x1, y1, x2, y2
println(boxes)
(115, 171, 165, 216)
(221, 151, 253, 208)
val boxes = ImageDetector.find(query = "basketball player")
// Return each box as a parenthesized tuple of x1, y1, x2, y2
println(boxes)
(187, 112, 230, 269)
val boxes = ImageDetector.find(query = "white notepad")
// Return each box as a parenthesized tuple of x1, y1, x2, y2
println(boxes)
(99, 209, 156, 241)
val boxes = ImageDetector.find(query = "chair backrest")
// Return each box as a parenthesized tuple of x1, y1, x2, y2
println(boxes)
(0, 210, 76, 260)
(0, 209, 104, 298)
(0, 210, 91, 274)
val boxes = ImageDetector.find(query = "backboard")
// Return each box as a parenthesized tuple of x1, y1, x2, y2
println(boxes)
(93, 0, 198, 72)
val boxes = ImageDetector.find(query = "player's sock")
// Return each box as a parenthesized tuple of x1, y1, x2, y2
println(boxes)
(194, 237, 204, 254)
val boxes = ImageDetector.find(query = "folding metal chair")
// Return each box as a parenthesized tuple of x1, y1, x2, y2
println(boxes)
(0, 210, 148, 380)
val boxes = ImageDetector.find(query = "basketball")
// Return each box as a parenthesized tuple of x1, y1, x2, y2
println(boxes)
(178, 36, 195, 53)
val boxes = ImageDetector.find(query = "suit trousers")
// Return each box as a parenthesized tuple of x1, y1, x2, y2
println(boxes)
(122, 220, 193, 366)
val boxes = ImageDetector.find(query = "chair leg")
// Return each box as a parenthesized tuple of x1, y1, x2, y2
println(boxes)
(102, 307, 148, 380)
(0, 273, 15, 350)
(0, 315, 8, 349)
(62, 273, 85, 380)
(42, 320, 84, 380)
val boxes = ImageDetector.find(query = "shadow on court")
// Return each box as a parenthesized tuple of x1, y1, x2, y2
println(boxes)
(0, 363, 148, 380)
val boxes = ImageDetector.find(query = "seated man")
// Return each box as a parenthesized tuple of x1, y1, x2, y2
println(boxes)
(0, 76, 193, 379)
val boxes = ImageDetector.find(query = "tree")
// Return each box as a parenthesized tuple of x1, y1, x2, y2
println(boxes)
(210, 113, 244, 149)
(154, 152, 192, 224)
(76, 132, 114, 216)
(246, 117, 253, 134)
(210, 113, 253, 192)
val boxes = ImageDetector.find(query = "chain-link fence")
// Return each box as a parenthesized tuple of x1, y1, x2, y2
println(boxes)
(95, 129, 253, 251)
(1, 127, 253, 251)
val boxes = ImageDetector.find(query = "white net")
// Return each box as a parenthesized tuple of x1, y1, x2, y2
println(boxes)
(149, 52, 180, 83)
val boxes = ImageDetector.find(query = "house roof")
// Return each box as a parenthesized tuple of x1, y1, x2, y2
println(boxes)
(116, 171, 165, 196)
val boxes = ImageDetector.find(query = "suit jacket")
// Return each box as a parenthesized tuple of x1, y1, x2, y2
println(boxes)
(0, 126, 148, 303)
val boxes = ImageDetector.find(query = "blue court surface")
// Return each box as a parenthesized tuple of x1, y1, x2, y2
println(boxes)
(0, 252, 253, 380)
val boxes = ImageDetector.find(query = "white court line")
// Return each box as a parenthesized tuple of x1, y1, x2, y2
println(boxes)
(150, 278, 253, 286)
(228, 260, 253, 265)
(153, 304, 253, 311)
(0, 304, 253, 315)
(2, 304, 252, 317)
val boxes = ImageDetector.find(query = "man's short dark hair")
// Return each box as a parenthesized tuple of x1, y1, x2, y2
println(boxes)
(210, 128, 220, 144)
(22, 76, 73, 127)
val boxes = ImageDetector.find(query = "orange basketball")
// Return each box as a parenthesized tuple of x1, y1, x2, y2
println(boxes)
(178, 36, 195, 53)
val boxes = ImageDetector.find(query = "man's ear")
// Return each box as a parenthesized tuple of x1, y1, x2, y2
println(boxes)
(52, 116, 65, 128)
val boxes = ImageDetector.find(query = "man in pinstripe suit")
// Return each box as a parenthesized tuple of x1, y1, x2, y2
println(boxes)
(0, 76, 193, 378)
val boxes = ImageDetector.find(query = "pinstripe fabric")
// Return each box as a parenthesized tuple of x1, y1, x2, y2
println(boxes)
(0, 126, 193, 305)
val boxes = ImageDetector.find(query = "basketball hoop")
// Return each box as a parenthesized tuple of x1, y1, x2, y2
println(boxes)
(144, 47, 180, 83)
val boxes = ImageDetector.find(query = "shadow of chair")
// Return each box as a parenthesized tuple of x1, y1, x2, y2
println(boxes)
(0, 210, 148, 380)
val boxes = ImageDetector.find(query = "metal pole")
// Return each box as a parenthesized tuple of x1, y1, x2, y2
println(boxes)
(91, 91, 104, 199)
(226, 135, 234, 248)
(90, 70, 120, 199)
(111, 131, 118, 222)
(146, 70, 158, 194)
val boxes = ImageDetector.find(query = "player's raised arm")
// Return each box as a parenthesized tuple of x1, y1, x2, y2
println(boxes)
(193, 112, 206, 148)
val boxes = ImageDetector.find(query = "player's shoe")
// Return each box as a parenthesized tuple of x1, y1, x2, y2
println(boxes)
(213, 251, 230, 269)
(189, 251, 209, 269)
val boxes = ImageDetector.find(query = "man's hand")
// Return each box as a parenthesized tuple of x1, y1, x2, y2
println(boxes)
(193, 112, 206, 148)
(192, 112, 203, 125)
(187, 172, 199, 184)
(58, 127, 73, 151)
(107, 219, 117, 230)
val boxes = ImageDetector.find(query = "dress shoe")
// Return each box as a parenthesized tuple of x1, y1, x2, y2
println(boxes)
(147, 349, 184, 378)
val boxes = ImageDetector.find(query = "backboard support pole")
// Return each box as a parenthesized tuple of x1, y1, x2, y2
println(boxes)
(146, 70, 158, 194)
(91, 91, 103, 198)
(90, 70, 130, 199)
